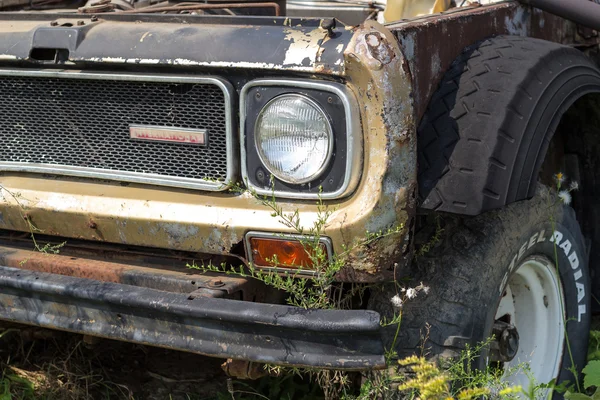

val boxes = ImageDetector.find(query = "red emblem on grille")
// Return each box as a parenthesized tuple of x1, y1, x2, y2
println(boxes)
(129, 125, 207, 145)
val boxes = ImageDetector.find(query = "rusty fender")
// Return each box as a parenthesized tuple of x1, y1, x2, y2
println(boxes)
(388, 1, 580, 121)
(0, 244, 385, 369)
(333, 21, 417, 281)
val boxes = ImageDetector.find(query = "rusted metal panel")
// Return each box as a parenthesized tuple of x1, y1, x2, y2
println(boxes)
(0, 242, 260, 298)
(389, 2, 577, 121)
(0, 13, 353, 75)
(0, 265, 386, 369)
(222, 359, 268, 380)
(335, 20, 417, 281)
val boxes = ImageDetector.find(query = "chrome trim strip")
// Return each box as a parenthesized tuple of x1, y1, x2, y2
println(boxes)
(244, 231, 334, 276)
(240, 79, 363, 200)
(0, 69, 236, 191)
(0, 162, 227, 191)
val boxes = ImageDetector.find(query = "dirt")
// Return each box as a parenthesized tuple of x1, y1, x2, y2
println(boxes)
(0, 323, 328, 400)
(0, 325, 229, 399)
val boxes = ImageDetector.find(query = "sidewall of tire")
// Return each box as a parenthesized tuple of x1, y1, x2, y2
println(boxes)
(481, 210, 590, 388)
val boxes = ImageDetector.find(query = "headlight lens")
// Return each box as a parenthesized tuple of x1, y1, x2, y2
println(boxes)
(254, 94, 333, 185)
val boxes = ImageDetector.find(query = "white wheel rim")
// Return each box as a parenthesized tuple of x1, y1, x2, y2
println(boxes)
(495, 256, 565, 392)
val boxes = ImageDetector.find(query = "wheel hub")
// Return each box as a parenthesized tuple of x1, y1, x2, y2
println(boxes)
(490, 320, 519, 362)
(493, 256, 565, 392)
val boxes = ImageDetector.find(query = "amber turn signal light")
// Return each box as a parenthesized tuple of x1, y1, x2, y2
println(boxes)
(248, 236, 329, 270)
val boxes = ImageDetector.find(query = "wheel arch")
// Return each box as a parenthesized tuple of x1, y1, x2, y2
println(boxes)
(417, 35, 600, 216)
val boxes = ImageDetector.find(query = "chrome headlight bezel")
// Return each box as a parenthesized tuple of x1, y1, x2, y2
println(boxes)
(254, 93, 334, 185)
(240, 79, 362, 200)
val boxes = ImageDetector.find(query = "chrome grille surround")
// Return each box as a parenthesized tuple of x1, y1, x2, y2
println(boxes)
(0, 69, 236, 191)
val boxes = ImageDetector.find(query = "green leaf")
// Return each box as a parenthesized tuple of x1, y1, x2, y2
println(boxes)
(592, 387, 600, 400)
(565, 392, 592, 400)
(584, 361, 600, 389)
(6, 374, 34, 391)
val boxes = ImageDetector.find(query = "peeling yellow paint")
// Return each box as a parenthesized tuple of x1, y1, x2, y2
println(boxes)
(282, 28, 327, 66)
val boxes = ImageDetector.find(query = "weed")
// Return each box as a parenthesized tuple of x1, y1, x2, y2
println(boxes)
(190, 182, 539, 399)
(0, 185, 65, 256)
(413, 216, 443, 260)
(188, 183, 405, 398)
(218, 374, 323, 400)
(563, 360, 600, 399)
(188, 183, 403, 311)
(590, 329, 600, 362)
(390, 338, 530, 400)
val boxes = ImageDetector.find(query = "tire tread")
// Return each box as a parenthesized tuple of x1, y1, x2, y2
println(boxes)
(418, 36, 599, 215)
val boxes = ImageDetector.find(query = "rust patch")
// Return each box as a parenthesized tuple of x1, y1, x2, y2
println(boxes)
(0, 243, 261, 298)
(222, 359, 267, 380)
(389, 2, 578, 121)
(334, 21, 417, 282)
(365, 32, 395, 66)
(1, 247, 127, 282)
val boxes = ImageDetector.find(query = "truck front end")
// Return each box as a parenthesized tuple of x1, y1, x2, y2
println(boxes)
(0, 11, 416, 369)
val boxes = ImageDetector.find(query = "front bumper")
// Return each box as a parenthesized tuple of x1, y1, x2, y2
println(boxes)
(0, 244, 385, 370)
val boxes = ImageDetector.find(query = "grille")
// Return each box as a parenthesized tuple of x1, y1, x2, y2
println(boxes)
(0, 71, 232, 190)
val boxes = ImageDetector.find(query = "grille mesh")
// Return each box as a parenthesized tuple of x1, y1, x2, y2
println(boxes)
(0, 75, 229, 185)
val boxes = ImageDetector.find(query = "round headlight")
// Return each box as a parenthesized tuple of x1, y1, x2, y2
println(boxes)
(254, 94, 333, 185)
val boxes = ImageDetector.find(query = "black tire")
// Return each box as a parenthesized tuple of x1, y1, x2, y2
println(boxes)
(370, 188, 591, 394)
(418, 35, 600, 215)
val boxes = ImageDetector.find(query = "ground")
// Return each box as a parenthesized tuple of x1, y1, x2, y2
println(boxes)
(0, 325, 229, 399)
(0, 324, 325, 400)
(2, 318, 598, 399)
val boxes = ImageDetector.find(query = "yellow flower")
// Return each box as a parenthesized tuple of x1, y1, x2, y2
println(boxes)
(499, 385, 523, 396)
(457, 387, 490, 400)
(421, 376, 449, 397)
(398, 355, 421, 366)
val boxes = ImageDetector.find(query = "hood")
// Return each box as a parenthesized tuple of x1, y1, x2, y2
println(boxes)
(0, 13, 354, 75)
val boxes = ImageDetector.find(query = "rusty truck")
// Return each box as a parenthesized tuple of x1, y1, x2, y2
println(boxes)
(0, 0, 598, 394)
